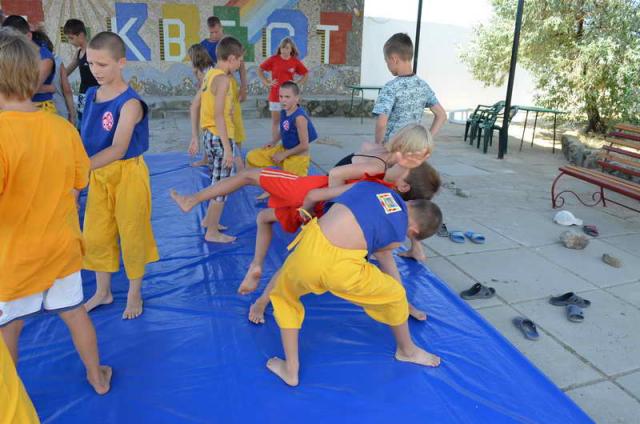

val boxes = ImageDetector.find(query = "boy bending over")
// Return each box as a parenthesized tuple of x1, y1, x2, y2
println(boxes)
(267, 181, 442, 386)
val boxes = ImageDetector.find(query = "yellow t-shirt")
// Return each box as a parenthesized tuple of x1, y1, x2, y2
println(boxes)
(200, 67, 235, 139)
(0, 338, 40, 424)
(0, 111, 90, 302)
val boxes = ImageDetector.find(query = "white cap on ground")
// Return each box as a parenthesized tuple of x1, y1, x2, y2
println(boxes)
(553, 210, 583, 226)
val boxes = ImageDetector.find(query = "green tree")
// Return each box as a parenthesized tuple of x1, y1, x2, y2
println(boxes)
(461, 0, 640, 132)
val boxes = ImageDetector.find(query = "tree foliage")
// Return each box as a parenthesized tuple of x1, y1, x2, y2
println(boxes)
(461, 0, 640, 132)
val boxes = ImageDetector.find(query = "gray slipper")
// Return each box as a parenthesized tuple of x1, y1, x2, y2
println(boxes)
(549, 292, 591, 308)
(566, 304, 584, 323)
(513, 317, 539, 340)
(460, 283, 495, 300)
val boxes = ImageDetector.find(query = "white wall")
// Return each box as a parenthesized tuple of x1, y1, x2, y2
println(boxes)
(360, 0, 536, 110)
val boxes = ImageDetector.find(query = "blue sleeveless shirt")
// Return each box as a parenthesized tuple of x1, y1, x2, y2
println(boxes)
(280, 107, 318, 150)
(32, 45, 55, 102)
(330, 181, 408, 254)
(81, 86, 149, 159)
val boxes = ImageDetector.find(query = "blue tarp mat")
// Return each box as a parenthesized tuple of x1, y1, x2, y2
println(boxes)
(17, 153, 592, 423)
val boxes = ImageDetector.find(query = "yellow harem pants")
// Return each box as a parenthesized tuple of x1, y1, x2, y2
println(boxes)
(270, 219, 409, 329)
(246, 144, 310, 177)
(83, 156, 159, 280)
(0, 338, 40, 424)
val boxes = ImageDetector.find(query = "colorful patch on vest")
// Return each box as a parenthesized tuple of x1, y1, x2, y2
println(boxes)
(376, 192, 402, 214)
(102, 111, 114, 131)
(282, 120, 290, 131)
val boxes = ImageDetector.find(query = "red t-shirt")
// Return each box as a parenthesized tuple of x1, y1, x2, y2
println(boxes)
(260, 55, 308, 102)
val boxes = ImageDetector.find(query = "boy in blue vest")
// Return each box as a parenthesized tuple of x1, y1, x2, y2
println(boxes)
(247, 81, 317, 178)
(266, 181, 441, 386)
(80, 32, 159, 320)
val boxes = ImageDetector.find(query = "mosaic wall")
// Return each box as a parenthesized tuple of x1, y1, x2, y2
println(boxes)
(0, 0, 363, 96)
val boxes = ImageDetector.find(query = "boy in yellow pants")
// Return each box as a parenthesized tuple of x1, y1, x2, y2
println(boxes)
(0, 28, 111, 396)
(80, 32, 159, 319)
(267, 181, 441, 386)
(246, 81, 316, 185)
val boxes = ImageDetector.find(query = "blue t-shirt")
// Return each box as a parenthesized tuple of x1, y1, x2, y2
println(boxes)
(280, 107, 318, 150)
(330, 182, 408, 254)
(372, 74, 438, 142)
(32, 45, 55, 103)
(81, 86, 149, 159)
(200, 39, 218, 64)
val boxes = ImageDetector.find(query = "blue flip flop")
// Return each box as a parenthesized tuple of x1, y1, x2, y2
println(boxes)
(449, 231, 465, 243)
(513, 317, 540, 340)
(464, 231, 486, 244)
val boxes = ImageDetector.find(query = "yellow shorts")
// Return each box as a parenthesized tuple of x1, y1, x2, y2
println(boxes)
(229, 79, 246, 145)
(246, 144, 310, 177)
(35, 100, 57, 113)
(0, 338, 40, 424)
(270, 219, 409, 329)
(83, 156, 159, 280)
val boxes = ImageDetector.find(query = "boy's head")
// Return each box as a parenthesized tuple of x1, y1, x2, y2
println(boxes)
(215, 36, 244, 72)
(276, 37, 299, 58)
(86, 31, 126, 85)
(407, 199, 443, 241)
(31, 30, 53, 52)
(399, 162, 441, 201)
(383, 33, 413, 75)
(279, 80, 300, 110)
(63, 19, 87, 47)
(387, 124, 433, 165)
(188, 43, 213, 72)
(206, 16, 223, 41)
(0, 28, 39, 102)
(2, 15, 30, 36)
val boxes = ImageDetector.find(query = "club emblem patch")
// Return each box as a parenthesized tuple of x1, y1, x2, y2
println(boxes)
(376, 192, 401, 214)
(282, 120, 290, 131)
(288, 67, 295, 74)
(102, 111, 114, 131)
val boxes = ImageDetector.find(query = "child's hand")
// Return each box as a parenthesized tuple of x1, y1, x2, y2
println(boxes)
(271, 151, 287, 164)
(188, 137, 199, 156)
(395, 148, 430, 169)
(262, 78, 272, 88)
(223, 148, 233, 168)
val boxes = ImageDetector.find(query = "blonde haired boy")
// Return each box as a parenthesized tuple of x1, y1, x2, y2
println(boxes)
(0, 28, 111, 396)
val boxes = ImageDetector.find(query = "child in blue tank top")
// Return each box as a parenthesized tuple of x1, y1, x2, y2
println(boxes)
(246, 81, 316, 181)
(266, 181, 443, 386)
(80, 32, 159, 320)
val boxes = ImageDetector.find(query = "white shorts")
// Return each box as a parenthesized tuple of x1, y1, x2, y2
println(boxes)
(268, 101, 282, 112)
(0, 272, 83, 327)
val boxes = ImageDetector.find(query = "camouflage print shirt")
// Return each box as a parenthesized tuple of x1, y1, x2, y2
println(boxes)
(372, 74, 438, 142)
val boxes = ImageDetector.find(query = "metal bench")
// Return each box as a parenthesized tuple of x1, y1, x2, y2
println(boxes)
(551, 124, 640, 212)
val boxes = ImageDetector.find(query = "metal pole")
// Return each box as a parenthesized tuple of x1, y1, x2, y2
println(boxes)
(413, 0, 423, 74)
(498, 0, 525, 159)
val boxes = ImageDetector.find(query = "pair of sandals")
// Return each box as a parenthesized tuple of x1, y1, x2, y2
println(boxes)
(513, 292, 592, 341)
(438, 224, 485, 244)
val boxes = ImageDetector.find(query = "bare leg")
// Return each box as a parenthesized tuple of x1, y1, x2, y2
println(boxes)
(391, 321, 440, 367)
(398, 237, 427, 262)
(234, 155, 245, 171)
(0, 319, 24, 364)
(58, 307, 112, 394)
(238, 209, 277, 295)
(123, 278, 143, 320)
(270, 111, 280, 143)
(170, 168, 263, 213)
(248, 270, 280, 325)
(204, 201, 236, 243)
(266, 328, 300, 386)
(191, 155, 208, 167)
(84, 272, 114, 313)
(409, 303, 427, 321)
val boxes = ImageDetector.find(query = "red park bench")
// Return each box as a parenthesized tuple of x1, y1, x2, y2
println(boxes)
(551, 123, 640, 212)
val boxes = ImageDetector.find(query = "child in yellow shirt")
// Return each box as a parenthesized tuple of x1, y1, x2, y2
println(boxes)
(0, 28, 111, 395)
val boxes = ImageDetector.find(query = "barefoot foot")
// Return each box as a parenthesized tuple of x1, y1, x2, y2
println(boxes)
(398, 250, 427, 262)
(218, 223, 228, 231)
(191, 158, 207, 167)
(170, 189, 197, 213)
(84, 292, 113, 313)
(204, 232, 236, 243)
(248, 300, 268, 324)
(396, 347, 441, 367)
(266, 357, 299, 386)
(122, 295, 143, 320)
(87, 365, 113, 395)
(409, 304, 428, 321)
(238, 264, 262, 295)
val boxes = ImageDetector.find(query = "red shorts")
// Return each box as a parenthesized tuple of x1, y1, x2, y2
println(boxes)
(259, 169, 329, 233)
